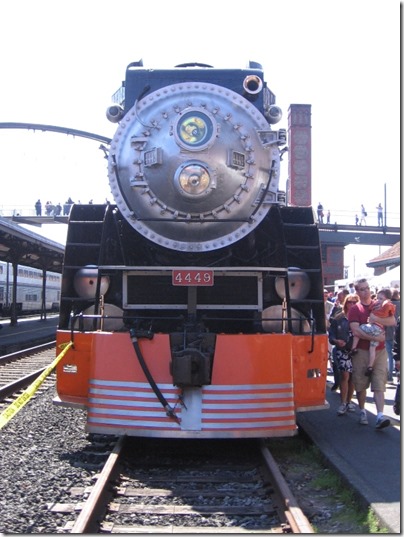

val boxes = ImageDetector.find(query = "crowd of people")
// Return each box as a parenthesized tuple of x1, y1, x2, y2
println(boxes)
(325, 281, 400, 429)
(316, 203, 331, 224)
(317, 202, 386, 226)
(35, 198, 75, 216)
(34, 197, 110, 216)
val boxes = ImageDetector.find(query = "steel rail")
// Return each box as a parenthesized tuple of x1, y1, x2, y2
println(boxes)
(70, 435, 126, 534)
(0, 341, 56, 365)
(0, 367, 47, 400)
(260, 440, 314, 533)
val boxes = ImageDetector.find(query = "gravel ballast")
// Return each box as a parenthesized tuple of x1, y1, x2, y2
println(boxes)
(0, 384, 93, 534)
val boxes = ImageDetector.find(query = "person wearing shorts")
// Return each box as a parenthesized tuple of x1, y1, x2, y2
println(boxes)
(328, 294, 358, 416)
(350, 288, 396, 376)
(348, 278, 397, 429)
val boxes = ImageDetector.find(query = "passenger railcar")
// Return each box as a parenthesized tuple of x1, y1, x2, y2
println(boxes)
(0, 260, 60, 315)
(55, 60, 329, 438)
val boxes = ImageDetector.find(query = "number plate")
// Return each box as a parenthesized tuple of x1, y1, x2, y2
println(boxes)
(172, 269, 214, 286)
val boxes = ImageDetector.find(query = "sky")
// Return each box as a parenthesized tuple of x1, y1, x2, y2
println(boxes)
(0, 0, 400, 279)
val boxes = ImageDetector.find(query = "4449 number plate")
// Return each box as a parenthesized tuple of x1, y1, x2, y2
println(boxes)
(172, 269, 214, 286)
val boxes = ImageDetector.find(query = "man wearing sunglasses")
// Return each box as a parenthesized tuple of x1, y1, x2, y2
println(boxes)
(348, 278, 397, 429)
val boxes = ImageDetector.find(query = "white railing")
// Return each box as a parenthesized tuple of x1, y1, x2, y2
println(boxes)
(0, 205, 400, 227)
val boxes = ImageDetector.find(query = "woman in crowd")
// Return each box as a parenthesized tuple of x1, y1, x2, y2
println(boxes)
(328, 293, 359, 415)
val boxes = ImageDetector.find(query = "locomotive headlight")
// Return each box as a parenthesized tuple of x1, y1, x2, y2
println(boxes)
(174, 162, 215, 197)
(174, 109, 216, 151)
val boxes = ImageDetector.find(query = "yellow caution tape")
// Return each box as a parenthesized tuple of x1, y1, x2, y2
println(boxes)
(0, 341, 74, 430)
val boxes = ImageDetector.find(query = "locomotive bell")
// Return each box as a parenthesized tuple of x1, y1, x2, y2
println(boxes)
(74, 266, 110, 299)
(261, 305, 311, 334)
(275, 268, 310, 300)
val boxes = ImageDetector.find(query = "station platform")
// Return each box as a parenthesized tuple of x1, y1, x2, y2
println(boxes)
(298, 374, 400, 533)
(0, 315, 58, 354)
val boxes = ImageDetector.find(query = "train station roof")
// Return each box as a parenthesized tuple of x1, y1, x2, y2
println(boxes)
(366, 241, 400, 268)
(0, 216, 64, 273)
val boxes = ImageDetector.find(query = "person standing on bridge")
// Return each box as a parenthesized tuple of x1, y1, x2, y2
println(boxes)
(376, 203, 383, 226)
(348, 278, 396, 429)
(45, 201, 54, 216)
(63, 197, 74, 215)
(317, 202, 324, 223)
(360, 205, 367, 225)
(35, 199, 42, 216)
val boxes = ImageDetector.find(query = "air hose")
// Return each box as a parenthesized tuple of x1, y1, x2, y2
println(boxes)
(129, 328, 180, 423)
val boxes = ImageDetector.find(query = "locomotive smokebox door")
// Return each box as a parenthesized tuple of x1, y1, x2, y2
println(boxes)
(170, 348, 212, 387)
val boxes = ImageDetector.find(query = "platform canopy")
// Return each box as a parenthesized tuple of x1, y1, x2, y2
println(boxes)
(0, 217, 64, 273)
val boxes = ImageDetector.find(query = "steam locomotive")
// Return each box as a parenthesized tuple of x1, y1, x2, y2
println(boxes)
(55, 60, 329, 438)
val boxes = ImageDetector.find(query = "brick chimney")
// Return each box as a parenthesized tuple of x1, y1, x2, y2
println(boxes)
(287, 104, 311, 206)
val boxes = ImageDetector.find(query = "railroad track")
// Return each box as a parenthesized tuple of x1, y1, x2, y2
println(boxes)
(0, 344, 312, 533)
(0, 342, 57, 406)
(52, 436, 313, 533)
